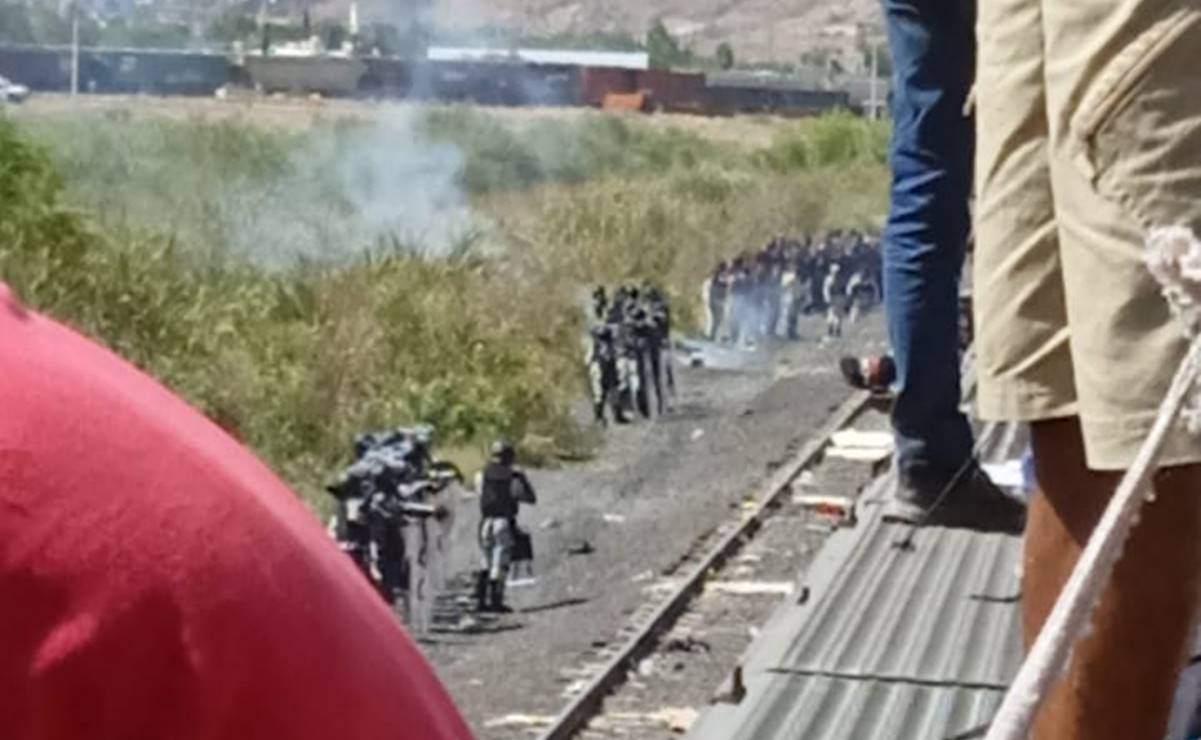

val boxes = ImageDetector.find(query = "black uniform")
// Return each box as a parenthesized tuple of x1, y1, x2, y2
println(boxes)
(477, 460, 536, 612)
(588, 323, 626, 424)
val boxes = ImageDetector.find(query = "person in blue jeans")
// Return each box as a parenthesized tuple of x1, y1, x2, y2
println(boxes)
(878, 0, 1022, 529)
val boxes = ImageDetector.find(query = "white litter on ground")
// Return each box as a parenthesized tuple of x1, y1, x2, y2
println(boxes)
(599, 707, 700, 733)
(827, 429, 894, 463)
(560, 679, 588, 698)
(830, 429, 894, 449)
(483, 713, 556, 729)
(707, 581, 794, 596)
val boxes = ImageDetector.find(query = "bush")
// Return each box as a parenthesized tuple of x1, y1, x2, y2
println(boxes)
(756, 112, 889, 172)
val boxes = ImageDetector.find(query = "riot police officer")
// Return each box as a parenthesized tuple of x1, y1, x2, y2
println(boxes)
(475, 441, 536, 614)
(587, 322, 627, 425)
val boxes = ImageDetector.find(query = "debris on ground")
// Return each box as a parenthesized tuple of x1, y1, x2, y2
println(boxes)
(561, 679, 588, 698)
(793, 493, 856, 524)
(567, 540, 595, 556)
(659, 706, 700, 732)
(827, 429, 894, 463)
(664, 635, 712, 653)
(483, 713, 556, 729)
(590, 707, 700, 734)
(644, 579, 682, 595)
(707, 580, 794, 596)
(540, 518, 561, 530)
(602, 513, 627, 524)
(638, 657, 657, 676)
(631, 569, 654, 583)
(691, 428, 706, 441)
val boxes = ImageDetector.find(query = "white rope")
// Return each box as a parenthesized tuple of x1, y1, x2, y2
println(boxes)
(986, 340, 1201, 739)
(987, 226, 1201, 739)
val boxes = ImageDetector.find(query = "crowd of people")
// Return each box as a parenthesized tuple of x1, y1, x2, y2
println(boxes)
(702, 230, 882, 345)
(585, 283, 675, 425)
(324, 426, 466, 632)
(326, 428, 539, 618)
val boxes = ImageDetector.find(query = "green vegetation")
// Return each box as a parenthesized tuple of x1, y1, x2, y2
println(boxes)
(1, 105, 888, 512)
(755, 112, 890, 171)
(716, 43, 736, 71)
(646, 20, 695, 69)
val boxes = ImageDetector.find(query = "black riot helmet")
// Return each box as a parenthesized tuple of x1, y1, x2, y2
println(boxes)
(489, 440, 516, 465)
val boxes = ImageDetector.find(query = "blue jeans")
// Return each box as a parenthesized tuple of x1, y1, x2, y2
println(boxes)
(881, 0, 975, 488)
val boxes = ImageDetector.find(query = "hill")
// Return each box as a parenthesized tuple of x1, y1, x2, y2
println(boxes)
(426, 0, 882, 65)
(54, 0, 882, 67)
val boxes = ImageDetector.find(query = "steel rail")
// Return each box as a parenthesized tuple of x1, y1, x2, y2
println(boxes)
(537, 389, 873, 740)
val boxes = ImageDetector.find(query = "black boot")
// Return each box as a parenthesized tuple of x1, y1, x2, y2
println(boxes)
(474, 570, 489, 613)
(611, 397, 631, 424)
(488, 579, 513, 614)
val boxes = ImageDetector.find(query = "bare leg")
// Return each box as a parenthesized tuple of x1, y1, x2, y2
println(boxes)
(1025, 417, 1201, 740)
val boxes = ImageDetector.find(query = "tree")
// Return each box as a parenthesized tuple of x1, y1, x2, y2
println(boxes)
(715, 42, 735, 70)
(646, 20, 693, 69)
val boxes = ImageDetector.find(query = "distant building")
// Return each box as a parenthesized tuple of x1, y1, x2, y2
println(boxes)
(426, 47, 649, 71)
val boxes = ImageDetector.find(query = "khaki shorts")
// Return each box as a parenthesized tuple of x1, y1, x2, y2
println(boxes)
(973, 0, 1201, 470)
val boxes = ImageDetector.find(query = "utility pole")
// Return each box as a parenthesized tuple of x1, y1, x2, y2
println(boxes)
(868, 37, 878, 119)
(70, 1, 79, 96)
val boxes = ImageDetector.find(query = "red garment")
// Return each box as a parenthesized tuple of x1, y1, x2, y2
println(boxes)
(0, 284, 473, 740)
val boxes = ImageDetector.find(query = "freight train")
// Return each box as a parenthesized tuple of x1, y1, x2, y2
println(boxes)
(0, 43, 852, 117)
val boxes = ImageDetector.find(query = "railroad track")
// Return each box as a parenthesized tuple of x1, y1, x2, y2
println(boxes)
(536, 389, 888, 740)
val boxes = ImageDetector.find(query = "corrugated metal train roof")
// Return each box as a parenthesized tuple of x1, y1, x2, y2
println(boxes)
(778, 515, 1022, 689)
(689, 422, 1024, 740)
(702, 676, 1001, 740)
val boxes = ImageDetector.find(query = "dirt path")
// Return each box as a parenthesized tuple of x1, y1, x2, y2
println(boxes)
(419, 313, 888, 738)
